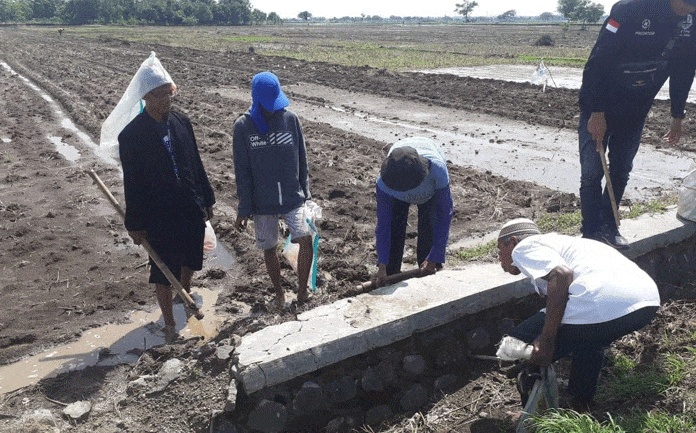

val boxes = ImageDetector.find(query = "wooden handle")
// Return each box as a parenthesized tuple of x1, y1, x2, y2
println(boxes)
(598, 150, 621, 228)
(357, 268, 423, 291)
(87, 170, 203, 319)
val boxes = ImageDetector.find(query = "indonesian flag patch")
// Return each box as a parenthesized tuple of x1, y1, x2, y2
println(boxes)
(606, 18, 620, 33)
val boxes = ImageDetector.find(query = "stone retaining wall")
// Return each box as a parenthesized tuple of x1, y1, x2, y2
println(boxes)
(221, 235, 696, 433)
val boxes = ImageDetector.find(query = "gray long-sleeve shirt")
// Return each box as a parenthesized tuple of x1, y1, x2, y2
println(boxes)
(233, 109, 310, 217)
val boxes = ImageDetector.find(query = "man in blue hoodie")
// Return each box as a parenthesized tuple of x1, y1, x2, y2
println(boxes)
(233, 71, 313, 309)
(371, 137, 453, 288)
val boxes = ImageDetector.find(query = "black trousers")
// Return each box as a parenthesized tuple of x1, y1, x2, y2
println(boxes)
(385, 196, 435, 276)
(508, 306, 658, 402)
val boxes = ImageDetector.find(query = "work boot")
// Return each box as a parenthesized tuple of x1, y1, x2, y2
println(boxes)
(600, 224, 629, 250)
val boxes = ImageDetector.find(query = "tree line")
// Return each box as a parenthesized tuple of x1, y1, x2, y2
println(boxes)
(455, 0, 606, 25)
(0, 0, 282, 25)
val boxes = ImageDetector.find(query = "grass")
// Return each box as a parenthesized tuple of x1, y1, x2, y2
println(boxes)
(449, 192, 677, 263)
(529, 409, 696, 433)
(37, 24, 593, 71)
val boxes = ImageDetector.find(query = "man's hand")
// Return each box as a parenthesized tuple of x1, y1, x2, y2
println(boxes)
(128, 230, 147, 245)
(663, 117, 683, 145)
(205, 206, 214, 221)
(530, 335, 555, 367)
(420, 260, 438, 276)
(234, 215, 249, 232)
(588, 112, 607, 152)
(371, 263, 387, 288)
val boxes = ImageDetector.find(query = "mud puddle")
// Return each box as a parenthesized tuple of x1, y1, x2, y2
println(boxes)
(216, 83, 694, 201)
(0, 286, 223, 395)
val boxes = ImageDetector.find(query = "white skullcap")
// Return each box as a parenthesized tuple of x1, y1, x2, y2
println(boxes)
(498, 218, 540, 240)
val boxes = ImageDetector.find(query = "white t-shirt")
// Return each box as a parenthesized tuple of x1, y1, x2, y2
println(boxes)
(512, 233, 660, 325)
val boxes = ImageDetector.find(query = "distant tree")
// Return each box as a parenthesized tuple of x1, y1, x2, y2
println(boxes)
(539, 11, 556, 21)
(558, 0, 604, 28)
(194, 3, 213, 24)
(454, 0, 477, 22)
(267, 11, 281, 24)
(62, 0, 99, 23)
(582, 3, 604, 23)
(31, 0, 57, 19)
(497, 9, 516, 21)
(251, 8, 265, 24)
(297, 10, 310, 21)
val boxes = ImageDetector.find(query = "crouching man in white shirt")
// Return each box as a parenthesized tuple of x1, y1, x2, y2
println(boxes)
(497, 218, 660, 409)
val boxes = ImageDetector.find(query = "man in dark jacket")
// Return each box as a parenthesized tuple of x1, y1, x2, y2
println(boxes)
(233, 71, 313, 309)
(371, 137, 453, 288)
(579, 0, 696, 248)
(119, 75, 215, 337)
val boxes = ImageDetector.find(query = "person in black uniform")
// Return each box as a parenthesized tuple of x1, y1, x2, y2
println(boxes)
(579, 0, 696, 248)
(119, 74, 215, 337)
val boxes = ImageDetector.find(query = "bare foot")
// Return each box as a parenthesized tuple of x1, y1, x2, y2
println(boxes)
(163, 325, 179, 343)
(297, 289, 310, 304)
(273, 288, 285, 310)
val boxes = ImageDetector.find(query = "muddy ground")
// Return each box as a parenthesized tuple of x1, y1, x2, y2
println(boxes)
(0, 24, 694, 432)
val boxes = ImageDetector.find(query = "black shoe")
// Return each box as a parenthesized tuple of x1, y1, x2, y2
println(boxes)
(516, 364, 542, 407)
(600, 225, 629, 250)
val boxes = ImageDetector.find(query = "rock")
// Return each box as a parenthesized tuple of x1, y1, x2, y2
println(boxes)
(292, 381, 325, 414)
(402, 354, 426, 375)
(364, 405, 393, 426)
(434, 374, 458, 393)
(25, 409, 56, 426)
(497, 318, 517, 336)
(325, 416, 348, 433)
(400, 384, 428, 412)
(230, 334, 242, 347)
(376, 358, 398, 385)
(224, 380, 238, 413)
(126, 375, 155, 396)
(361, 366, 385, 392)
(196, 342, 217, 358)
(324, 376, 357, 403)
(247, 399, 287, 433)
(466, 327, 491, 350)
(62, 400, 91, 421)
(147, 359, 184, 395)
(216, 345, 235, 361)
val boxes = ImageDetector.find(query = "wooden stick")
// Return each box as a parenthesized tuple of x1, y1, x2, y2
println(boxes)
(87, 170, 203, 319)
(356, 267, 423, 291)
(599, 149, 621, 228)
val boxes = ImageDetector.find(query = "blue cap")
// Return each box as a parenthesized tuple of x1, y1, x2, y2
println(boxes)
(251, 71, 289, 112)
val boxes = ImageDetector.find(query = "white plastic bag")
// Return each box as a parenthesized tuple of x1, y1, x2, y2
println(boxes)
(496, 336, 533, 361)
(281, 200, 322, 291)
(100, 52, 176, 159)
(530, 60, 550, 92)
(678, 169, 696, 222)
(203, 220, 217, 253)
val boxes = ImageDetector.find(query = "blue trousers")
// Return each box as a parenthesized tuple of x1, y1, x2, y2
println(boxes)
(385, 196, 435, 276)
(578, 111, 644, 236)
(508, 306, 658, 402)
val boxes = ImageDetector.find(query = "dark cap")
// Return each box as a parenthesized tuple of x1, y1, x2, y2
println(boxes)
(251, 71, 290, 112)
(380, 146, 430, 192)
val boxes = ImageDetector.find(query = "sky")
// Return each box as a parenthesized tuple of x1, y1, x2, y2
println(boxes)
(249, 0, 619, 19)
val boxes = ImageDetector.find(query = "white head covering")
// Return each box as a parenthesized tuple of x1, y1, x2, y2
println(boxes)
(100, 52, 175, 157)
(136, 53, 176, 99)
(498, 218, 540, 240)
